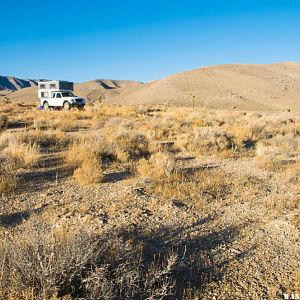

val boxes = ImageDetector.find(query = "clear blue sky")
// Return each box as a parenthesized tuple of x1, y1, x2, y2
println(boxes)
(1, 0, 300, 82)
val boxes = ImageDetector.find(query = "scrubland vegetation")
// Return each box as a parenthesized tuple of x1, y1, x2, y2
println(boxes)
(0, 102, 299, 299)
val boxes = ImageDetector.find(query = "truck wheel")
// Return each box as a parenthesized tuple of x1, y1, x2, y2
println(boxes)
(43, 101, 50, 110)
(63, 101, 71, 111)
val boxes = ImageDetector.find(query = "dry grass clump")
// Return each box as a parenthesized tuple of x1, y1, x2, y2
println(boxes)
(4, 141, 40, 168)
(137, 152, 176, 180)
(110, 132, 149, 162)
(73, 155, 103, 185)
(152, 168, 232, 209)
(65, 138, 111, 185)
(183, 127, 234, 156)
(64, 138, 114, 167)
(98, 105, 137, 118)
(0, 223, 186, 300)
(0, 131, 17, 151)
(0, 114, 8, 130)
(24, 128, 71, 149)
(0, 160, 17, 195)
(30, 110, 85, 132)
(255, 137, 299, 172)
(256, 154, 287, 172)
(64, 140, 95, 167)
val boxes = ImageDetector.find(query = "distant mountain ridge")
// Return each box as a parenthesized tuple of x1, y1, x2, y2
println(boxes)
(106, 62, 300, 111)
(1, 62, 300, 112)
(0, 77, 143, 103)
(0, 76, 142, 92)
(0, 76, 37, 91)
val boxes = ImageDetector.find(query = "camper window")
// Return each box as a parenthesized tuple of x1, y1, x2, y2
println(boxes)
(50, 84, 56, 89)
(40, 84, 46, 89)
(61, 92, 75, 97)
(41, 92, 48, 97)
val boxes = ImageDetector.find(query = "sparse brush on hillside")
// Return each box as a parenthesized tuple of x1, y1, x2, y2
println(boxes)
(73, 155, 103, 185)
(4, 141, 40, 168)
(183, 127, 234, 156)
(0, 101, 299, 299)
(0, 222, 201, 300)
(0, 160, 17, 195)
(109, 132, 149, 162)
(255, 134, 299, 171)
(0, 115, 8, 130)
(65, 138, 115, 167)
(137, 152, 176, 180)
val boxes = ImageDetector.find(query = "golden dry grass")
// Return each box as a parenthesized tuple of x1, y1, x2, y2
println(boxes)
(0, 101, 299, 299)
(0, 162, 17, 195)
(73, 155, 103, 185)
(4, 141, 40, 168)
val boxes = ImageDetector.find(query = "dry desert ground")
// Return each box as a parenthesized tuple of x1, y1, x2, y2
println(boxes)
(0, 100, 299, 299)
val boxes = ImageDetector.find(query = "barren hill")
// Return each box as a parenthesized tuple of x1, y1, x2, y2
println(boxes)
(2, 63, 300, 112)
(0, 76, 37, 96)
(107, 62, 300, 111)
(74, 79, 143, 102)
(1, 79, 143, 104)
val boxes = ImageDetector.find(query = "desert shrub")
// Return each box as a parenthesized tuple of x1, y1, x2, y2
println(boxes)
(187, 128, 234, 155)
(99, 105, 137, 118)
(118, 133, 148, 159)
(255, 137, 299, 172)
(0, 224, 185, 300)
(151, 168, 232, 210)
(0, 132, 17, 151)
(73, 155, 103, 185)
(137, 152, 176, 180)
(65, 138, 115, 168)
(65, 140, 94, 167)
(0, 114, 8, 130)
(32, 111, 83, 132)
(108, 132, 149, 162)
(23, 129, 71, 149)
(4, 141, 40, 168)
(256, 154, 290, 172)
(0, 160, 17, 195)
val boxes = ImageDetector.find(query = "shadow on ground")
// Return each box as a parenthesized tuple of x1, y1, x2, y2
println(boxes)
(119, 218, 254, 298)
(0, 204, 49, 227)
(102, 170, 132, 183)
(17, 155, 73, 193)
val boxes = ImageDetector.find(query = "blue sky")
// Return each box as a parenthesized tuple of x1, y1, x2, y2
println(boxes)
(1, 0, 300, 82)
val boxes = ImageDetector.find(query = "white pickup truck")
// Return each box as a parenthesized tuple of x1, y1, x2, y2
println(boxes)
(41, 91, 85, 110)
(38, 80, 85, 110)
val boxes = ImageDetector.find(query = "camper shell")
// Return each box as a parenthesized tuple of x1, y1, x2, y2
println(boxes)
(38, 80, 85, 110)
(38, 80, 74, 98)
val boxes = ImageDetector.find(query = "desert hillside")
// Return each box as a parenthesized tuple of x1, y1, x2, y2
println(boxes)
(1, 62, 300, 112)
(0, 79, 142, 104)
(74, 79, 143, 102)
(107, 62, 300, 111)
(0, 102, 299, 299)
(0, 76, 37, 93)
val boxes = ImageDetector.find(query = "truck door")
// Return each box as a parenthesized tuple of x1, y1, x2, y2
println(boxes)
(49, 92, 56, 106)
(54, 92, 62, 107)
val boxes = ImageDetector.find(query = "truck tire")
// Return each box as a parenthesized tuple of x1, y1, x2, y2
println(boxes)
(43, 101, 50, 110)
(63, 101, 71, 111)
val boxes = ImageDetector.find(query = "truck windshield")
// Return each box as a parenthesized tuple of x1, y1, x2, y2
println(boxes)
(61, 92, 75, 97)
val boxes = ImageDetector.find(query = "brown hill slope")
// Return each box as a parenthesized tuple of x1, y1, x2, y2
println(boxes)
(2, 79, 143, 104)
(106, 62, 300, 111)
(0, 76, 37, 91)
(2, 63, 300, 111)
(74, 79, 143, 102)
